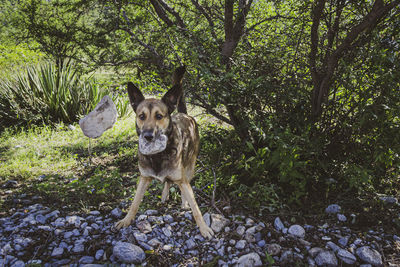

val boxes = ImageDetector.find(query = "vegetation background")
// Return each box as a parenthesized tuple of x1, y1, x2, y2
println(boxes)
(0, 0, 399, 228)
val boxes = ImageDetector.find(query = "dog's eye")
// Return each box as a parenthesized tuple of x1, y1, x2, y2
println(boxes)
(139, 114, 146, 120)
(155, 114, 163, 120)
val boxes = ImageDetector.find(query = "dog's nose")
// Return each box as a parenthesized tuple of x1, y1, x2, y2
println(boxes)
(144, 132, 154, 142)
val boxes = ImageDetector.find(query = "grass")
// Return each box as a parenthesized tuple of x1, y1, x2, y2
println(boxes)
(0, 115, 139, 212)
(0, 105, 220, 214)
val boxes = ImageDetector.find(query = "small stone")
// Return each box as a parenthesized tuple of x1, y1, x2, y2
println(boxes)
(326, 241, 340, 252)
(184, 211, 193, 221)
(356, 246, 383, 266)
(337, 249, 357, 265)
(210, 214, 229, 233)
(111, 208, 122, 218)
(137, 220, 152, 233)
(73, 241, 85, 254)
(145, 209, 158, 216)
(66, 215, 82, 227)
(90, 210, 101, 216)
(338, 236, 349, 247)
(185, 239, 196, 250)
(95, 249, 104, 260)
(266, 243, 281, 256)
(288, 225, 305, 238)
(203, 213, 211, 227)
(113, 241, 145, 264)
(11, 260, 25, 267)
(337, 214, 347, 222)
(236, 225, 246, 236)
(309, 247, 324, 258)
(315, 250, 338, 266)
(148, 238, 162, 247)
(51, 247, 64, 258)
(257, 240, 266, 247)
(134, 232, 147, 242)
(79, 256, 94, 264)
(36, 214, 47, 224)
(235, 240, 247, 250)
(274, 217, 285, 231)
(162, 226, 172, 237)
(235, 252, 262, 267)
(163, 214, 174, 224)
(379, 196, 398, 204)
(163, 244, 173, 251)
(325, 204, 341, 214)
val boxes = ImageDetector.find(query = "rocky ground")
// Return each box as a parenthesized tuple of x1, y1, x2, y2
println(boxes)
(1, 197, 400, 266)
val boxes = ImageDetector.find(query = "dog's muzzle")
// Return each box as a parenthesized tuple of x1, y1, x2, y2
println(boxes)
(138, 132, 168, 155)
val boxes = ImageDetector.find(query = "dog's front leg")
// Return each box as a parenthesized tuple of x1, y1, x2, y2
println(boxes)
(115, 176, 152, 229)
(178, 182, 214, 239)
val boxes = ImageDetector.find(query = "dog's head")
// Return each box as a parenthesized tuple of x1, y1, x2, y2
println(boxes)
(127, 66, 185, 155)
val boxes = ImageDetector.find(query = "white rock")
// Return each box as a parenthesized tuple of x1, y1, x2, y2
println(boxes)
(113, 241, 145, 264)
(356, 246, 383, 266)
(210, 214, 229, 233)
(235, 252, 262, 267)
(274, 217, 285, 231)
(79, 95, 117, 138)
(288, 225, 305, 238)
(315, 250, 338, 266)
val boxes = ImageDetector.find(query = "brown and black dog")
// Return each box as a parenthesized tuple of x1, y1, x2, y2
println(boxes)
(114, 66, 214, 239)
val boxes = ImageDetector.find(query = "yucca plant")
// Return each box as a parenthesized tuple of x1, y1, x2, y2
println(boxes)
(0, 63, 110, 129)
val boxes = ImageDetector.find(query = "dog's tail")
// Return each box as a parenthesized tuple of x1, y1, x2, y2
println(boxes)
(173, 66, 187, 114)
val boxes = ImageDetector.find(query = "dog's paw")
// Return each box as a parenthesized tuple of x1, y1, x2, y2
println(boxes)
(114, 217, 133, 230)
(200, 225, 214, 239)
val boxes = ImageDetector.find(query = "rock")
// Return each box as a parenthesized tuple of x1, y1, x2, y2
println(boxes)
(148, 238, 162, 247)
(337, 214, 347, 222)
(137, 220, 152, 233)
(236, 225, 246, 236)
(145, 209, 158, 216)
(111, 208, 122, 218)
(79, 256, 94, 264)
(203, 213, 211, 227)
(79, 95, 117, 138)
(379, 196, 398, 204)
(266, 243, 281, 256)
(162, 226, 172, 237)
(257, 240, 266, 247)
(337, 249, 357, 265)
(356, 246, 383, 266)
(10, 260, 25, 267)
(185, 239, 196, 250)
(274, 217, 285, 231)
(66, 215, 83, 227)
(134, 232, 147, 242)
(288, 225, 305, 238)
(163, 214, 174, 224)
(51, 247, 64, 258)
(326, 241, 340, 252)
(73, 241, 85, 254)
(338, 236, 349, 247)
(113, 242, 145, 264)
(235, 252, 262, 267)
(235, 240, 247, 250)
(95, 249, 104, 260)
(163, 244, 173, 251)
(315, 250, 338, 266)
(325, 204, 341, 214)
(210, 214, 229, 233)
(309, 247, 324, 258)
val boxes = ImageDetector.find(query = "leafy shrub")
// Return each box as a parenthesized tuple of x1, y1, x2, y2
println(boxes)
(0, 63, 127, 129)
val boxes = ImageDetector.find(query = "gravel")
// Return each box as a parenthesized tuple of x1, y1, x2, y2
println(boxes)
(0, 202, 397, 266)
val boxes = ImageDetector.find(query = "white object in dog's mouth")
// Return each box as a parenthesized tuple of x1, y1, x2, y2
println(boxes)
(138, 134, 168, 155)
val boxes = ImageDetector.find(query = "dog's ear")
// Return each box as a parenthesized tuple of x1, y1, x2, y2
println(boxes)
(162, 85, 182, 114)
(127, 82, 145, 112)
(162, 66, 186, 114)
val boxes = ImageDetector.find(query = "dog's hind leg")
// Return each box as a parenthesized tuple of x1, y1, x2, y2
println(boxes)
(181, 193, 190, 210)
(115, 176, 152, 229)
(161, 181, 170, 203)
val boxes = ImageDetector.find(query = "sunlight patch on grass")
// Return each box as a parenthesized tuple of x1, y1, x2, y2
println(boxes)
(0, 115, 137, 183)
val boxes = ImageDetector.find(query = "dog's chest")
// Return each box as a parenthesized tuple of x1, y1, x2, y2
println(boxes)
(138, 139, 182, 182)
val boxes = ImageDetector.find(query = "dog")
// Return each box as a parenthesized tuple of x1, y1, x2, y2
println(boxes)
(114, 66, 214, 239)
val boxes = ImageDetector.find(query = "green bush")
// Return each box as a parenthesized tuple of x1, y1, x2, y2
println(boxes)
(0, 63, 126, 129)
